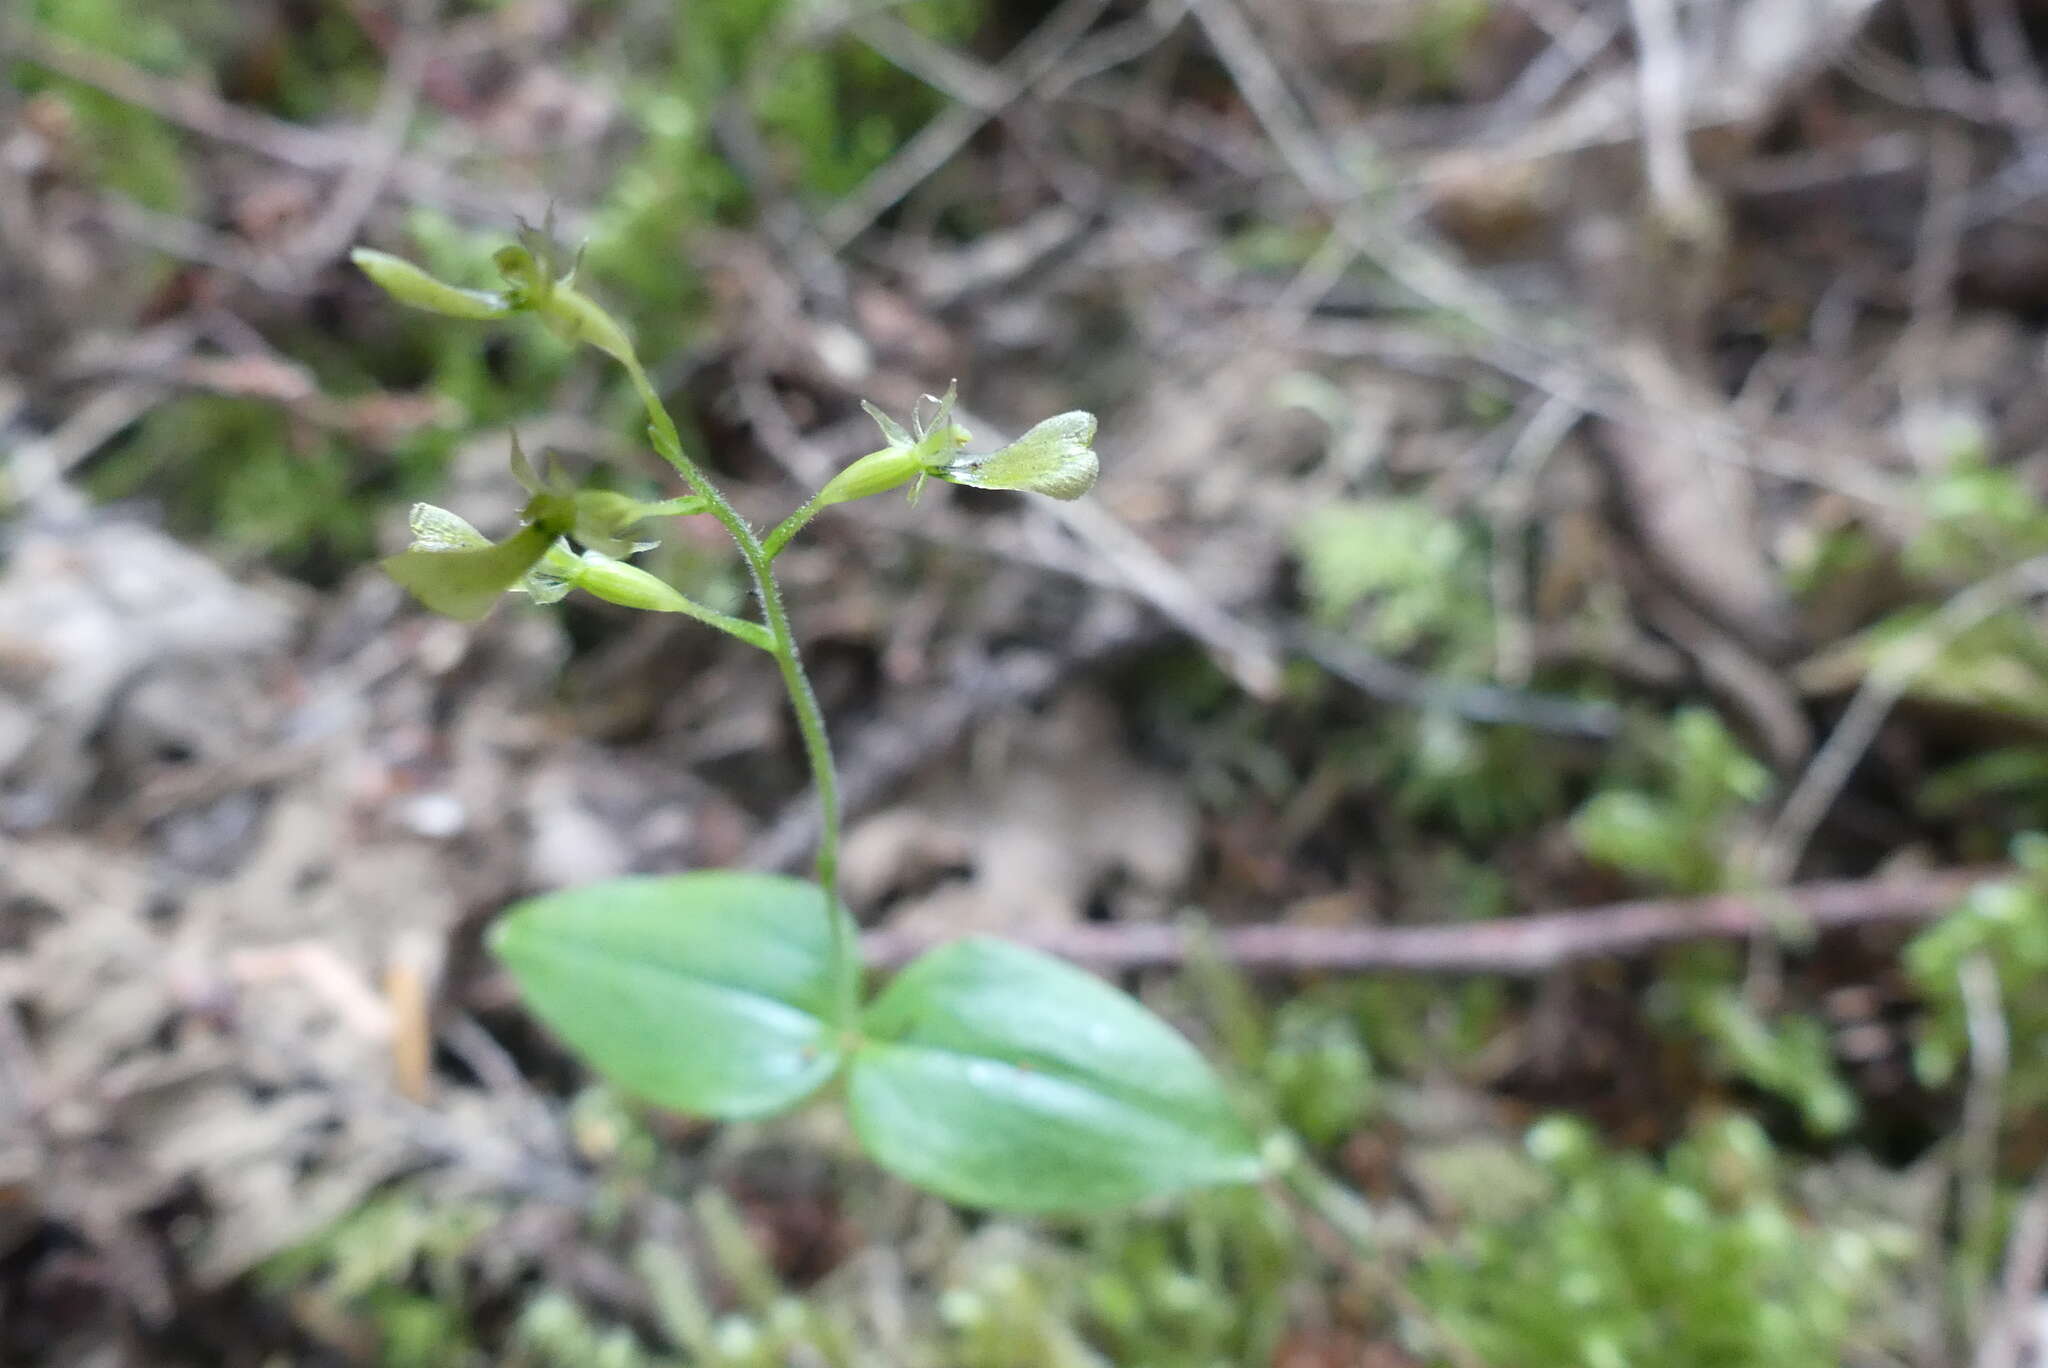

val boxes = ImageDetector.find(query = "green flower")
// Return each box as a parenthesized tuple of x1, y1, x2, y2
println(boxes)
(353, 211, 634, 365)
(384, 429, 726, 621)
(509, 434, 703, 557)
(941, 410, 1099, 501)
(813, 385, 1099, 507)
(381, 502, 577, 620)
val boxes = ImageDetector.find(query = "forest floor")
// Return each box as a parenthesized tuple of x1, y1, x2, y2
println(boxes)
(10, 1, 2048, 1364)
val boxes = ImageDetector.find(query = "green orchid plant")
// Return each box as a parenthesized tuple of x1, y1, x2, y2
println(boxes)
(352, 230, 1263, 1213)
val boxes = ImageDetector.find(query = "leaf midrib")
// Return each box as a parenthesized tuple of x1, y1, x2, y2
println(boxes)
(851, 1034, 1246, 1146)
(530, 933, 836, 1033)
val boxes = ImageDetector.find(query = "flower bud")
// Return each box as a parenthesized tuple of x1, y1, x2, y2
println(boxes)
(861, 385, 971, 472)
(490, 225, 636, 364)
(812, 446, 923, 507)
(351, 248, 512, 320)
(492, 242, 549, 305)
(566, 550, 696, 613)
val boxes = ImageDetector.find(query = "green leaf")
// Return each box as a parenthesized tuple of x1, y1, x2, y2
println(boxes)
(942, 411, 1099, 500)
(490, 872, 855, 1119)
(847, 938, 1263, 1212)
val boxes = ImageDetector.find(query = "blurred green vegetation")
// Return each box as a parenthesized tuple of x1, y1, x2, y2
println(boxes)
(1572, 708, 1769, 896)
(25, 0, 194, 213)
(1418, 1114, 1915, 1368)
(88, 396, 387, 568)
(17, 0, 981, 573)
(1909, 837, 2048, 1113)
(262, 975, 1940, 1367)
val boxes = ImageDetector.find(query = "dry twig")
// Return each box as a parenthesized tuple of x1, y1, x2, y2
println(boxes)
(1960, 951, 2012, 1349)
(817, 0, 1116, 249)
(861, 867, 1997, 973)
(1625, 0, 1702, 220)
(283, 0, 437, 280)
(1487, 394, 1582, 687)
(1757, 554, 2048, 886)
(1976, 1156, 2048, 1368)
(6, 25, 548, 231)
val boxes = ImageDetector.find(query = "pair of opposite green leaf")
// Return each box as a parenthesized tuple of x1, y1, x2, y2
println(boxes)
(490, 873, 1265, 1212)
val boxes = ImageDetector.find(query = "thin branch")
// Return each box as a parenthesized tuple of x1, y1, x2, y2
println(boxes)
(8, 381, 172, 513)
(1287, 624, 1619, 740)
(1960, 951, 2011, 1352)
(1968, 0, 2048, 129)
(284, 0, 436, 279)
(8, 26, 339, 162)
(1186, 0, 1347, 203)
(1487, 394, 1582, 687)
(817, 0, 1115, 249)
(1901, 121, 1973, 412)
(860, 867, 1998, 973)
(1976, 1157, 2048, 1368)
(1045, 495, 1287, 699)
(94, 193, 295, 289)
(1756, 554, 2048, 885)
(1625, 0, 1700, 217)
(950, 400, 1287, 698)
(952, 402, 1611, 731)
(1483, 5, 1622, 135)
(7, 24, 549, 230)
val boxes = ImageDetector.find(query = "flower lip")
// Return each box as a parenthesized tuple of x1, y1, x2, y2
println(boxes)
(940, 410, 1099, 501)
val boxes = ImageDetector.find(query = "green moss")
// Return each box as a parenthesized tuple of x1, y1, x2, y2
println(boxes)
(1417, 1116, 1913, 1368)
(87, 396, 379, 571)
(22, 0, 194, 212)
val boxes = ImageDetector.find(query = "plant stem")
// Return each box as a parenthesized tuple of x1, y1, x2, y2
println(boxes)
(1280, 1151, 1375, 1252)
(763, 489, 829, 561)
(620, 357, 853, 1025)
(1276, 1150, 1488, 1368)
(642, 590, 776, 650)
